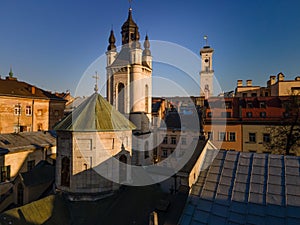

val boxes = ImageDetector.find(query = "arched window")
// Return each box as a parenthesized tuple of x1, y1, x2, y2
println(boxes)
(61, 157, 70, 187)
(145, 84, 149, 113)
(117, 83, 125, 113)
(144, 141, 149, 159)
(119, 154, 127, 183)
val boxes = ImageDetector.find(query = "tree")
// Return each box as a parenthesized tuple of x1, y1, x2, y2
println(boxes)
(265, 94, 300, 155)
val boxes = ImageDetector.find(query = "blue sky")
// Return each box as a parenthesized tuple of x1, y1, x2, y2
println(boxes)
(0, 0, 300, 97)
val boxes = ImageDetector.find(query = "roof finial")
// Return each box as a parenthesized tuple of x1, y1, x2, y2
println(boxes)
(9, 66, 13, 78)
(92, 71, 99, 93)
(204, 35, 208, 47)
(129, 0, 133, 10)
(121, 143, 125, 151)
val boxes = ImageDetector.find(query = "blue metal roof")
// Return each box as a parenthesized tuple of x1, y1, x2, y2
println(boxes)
(179, 150, 300, 225)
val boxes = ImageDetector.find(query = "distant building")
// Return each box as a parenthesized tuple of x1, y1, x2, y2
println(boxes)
(235, 72, 300, 97)
(0, 70, 66, 134)
(204, 95, 300, 155)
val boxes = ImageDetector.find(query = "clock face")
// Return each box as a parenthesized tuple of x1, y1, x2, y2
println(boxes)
(205, 59, 209, 63)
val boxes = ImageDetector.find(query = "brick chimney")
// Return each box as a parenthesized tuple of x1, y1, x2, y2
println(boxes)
(246, 80, 252, 87)
(277, 72, 285, 81)
(237, 80, 243, 87)
(31, 86, 36, 95)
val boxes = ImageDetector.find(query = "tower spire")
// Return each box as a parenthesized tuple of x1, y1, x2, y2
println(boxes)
(9, 66, 13, 78)
(143, 34, 151, 56)
(107, 29, 116, 51)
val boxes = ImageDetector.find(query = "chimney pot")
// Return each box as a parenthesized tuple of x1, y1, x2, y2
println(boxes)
(246, 80, 252, 87)
(31, 86, 36, 94)
(237, 80, 243, 87)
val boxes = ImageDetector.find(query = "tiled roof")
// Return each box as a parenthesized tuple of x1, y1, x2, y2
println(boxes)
(0, 131, 56, 153)
(54, 93, 136, 132)
(179, 150, 300, 225)
(0, 77, 65, 101)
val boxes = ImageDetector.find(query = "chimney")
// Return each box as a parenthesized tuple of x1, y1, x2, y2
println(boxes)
(31, 86, 36, 95)
(237, 80, 243, 87)
(246, 80, 252, 87)
(277, 72, 285, 81)
(269, 75, 276, 85)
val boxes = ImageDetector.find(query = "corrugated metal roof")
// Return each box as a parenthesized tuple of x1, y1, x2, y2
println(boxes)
(179, 150, 300, 225)
(0, 131, 56, 153)
(54, 93, 136, 132)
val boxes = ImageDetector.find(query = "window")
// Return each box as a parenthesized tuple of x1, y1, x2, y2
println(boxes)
(25, 106, 32, 116)
(260, 102, 266, 108)
(144, 141, 149, 159)
(260, 112, 266, 118)
(265, 92, 269, 97)
(162, 149, 168, 158)
(171, 137, 177, 145)
(218, 132, 226, 141)
(27, 160, 35, 171)
(207, 112, 212, 118)
(243, 93, 247, 98)
(61, 157, 70, 187)
(37, 109, 43, 116)
(225, 102, 232, 109)
(54, 110, 59, 116)
(163, 136, 168, 144)
(226, 112, 231, 118)
(251, 93, 257, 97)
(37, 123, 43, 131)
(247, 102, 253, 108)
(181, 137, 187, 145)
(229, 132, 236, 142)
(208, 132, 213, 140)
(283, 112, 290, 118)
(0, 166, 10, 182)
(14, 104, 21, 115)
(263, 133, 270, 143)
(221, 112, 229, 118)
(246, 112, 252, 118)
(249, 133, 256, 143)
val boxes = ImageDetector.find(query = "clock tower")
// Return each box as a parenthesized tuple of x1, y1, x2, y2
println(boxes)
(200, 38, 214, 99)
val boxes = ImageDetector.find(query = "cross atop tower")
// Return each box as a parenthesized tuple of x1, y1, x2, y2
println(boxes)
(129, 0, 133, 9)
(204, 35, 208, 47)
(92, 71, 99, 93)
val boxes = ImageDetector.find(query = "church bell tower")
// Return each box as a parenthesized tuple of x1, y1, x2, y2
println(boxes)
(106, 7, 152, 120)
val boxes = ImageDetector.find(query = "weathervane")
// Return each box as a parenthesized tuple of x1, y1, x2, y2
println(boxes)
(92, 71, 99, 93)
(204, 35, 208, 46)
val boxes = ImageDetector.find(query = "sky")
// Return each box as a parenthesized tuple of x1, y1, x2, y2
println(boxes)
(0, 0, 300, 97)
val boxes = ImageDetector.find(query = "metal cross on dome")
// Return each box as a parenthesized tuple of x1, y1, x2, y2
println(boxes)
(92, 71, 99, 93)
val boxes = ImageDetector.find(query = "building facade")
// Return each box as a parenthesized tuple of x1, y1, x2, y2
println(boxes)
(0, 72, 66, 134)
